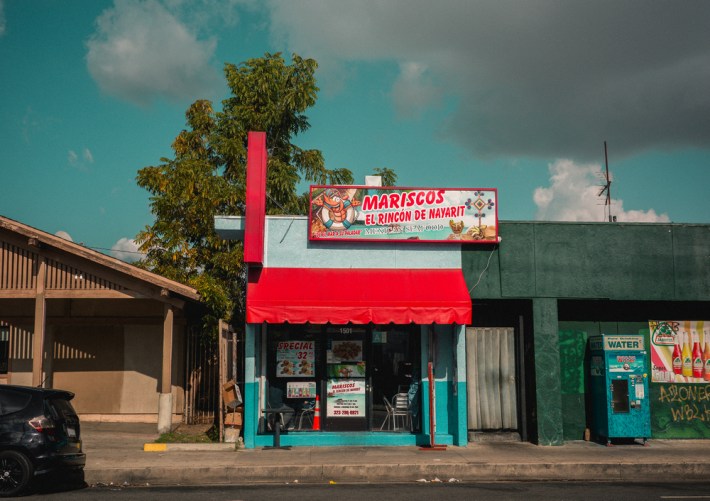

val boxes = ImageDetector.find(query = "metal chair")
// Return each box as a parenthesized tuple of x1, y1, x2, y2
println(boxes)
(380, 396, 395, 430)
(392, 393, 411, 431)
(296, 400, 315, 430)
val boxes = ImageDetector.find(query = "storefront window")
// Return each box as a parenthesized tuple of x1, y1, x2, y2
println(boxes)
(262, 324, 420, 433)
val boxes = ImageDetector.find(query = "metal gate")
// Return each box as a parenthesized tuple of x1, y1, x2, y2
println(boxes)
(183, 326, 220, 425)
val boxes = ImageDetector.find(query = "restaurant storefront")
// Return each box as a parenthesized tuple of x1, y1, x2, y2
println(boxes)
(235, 235, 475, 448)
(215, 132, 496, 448)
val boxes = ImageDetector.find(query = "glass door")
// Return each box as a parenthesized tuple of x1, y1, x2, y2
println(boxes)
(370, 325, 421, 432)
(324, 326, 368, 431)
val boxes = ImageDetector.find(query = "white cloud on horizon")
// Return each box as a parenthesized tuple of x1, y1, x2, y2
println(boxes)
(110, 237, 143, 263)
(267, 0, 710, 161)
(55, 230, 74, 242)
(86, 0, 222, 106)
(533, 159, 670, 223)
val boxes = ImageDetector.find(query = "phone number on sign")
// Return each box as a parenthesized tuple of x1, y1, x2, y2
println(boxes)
(332, 410, 360, 416)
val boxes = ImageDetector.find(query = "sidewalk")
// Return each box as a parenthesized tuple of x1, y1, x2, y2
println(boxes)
(81, 423, 710, 486)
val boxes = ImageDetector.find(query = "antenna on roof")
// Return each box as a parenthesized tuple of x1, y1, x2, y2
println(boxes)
(597, 141, 615, 222)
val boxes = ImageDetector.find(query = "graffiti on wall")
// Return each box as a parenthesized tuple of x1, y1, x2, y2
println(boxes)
(651, 383, 710, 438)
(657, 384, 710, 423)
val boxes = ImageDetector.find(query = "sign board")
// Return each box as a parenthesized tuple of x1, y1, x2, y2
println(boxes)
(649, 320, 710, 384)
(308, 186, 498, 243)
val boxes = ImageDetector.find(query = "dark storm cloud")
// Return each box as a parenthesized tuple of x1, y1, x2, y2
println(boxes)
(268, 0, 710, 160)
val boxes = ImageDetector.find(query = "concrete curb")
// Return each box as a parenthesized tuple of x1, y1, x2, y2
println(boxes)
(85, 461, 710, 486)
(143, 443, 237, 452)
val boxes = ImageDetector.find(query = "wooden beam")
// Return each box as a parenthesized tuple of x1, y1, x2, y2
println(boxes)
(0, 316, 188, 326)
(161, 304, 174, 394)
(32, 257, 46, 387)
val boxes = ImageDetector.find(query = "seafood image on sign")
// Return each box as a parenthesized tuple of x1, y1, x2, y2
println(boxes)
(308, 185, 498, 243)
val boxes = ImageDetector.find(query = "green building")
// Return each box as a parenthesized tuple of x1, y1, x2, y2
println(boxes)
(463, 221, 710, 445)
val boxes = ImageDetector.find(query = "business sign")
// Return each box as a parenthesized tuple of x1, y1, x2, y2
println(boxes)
(308, 185, 498, 243)
(650, 320, 710, 384)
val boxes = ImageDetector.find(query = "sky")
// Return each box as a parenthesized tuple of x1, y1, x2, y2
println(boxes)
(1, 0, 709, 262)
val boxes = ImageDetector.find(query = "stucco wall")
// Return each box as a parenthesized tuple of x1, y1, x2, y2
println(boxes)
(264, 216, 463, 269)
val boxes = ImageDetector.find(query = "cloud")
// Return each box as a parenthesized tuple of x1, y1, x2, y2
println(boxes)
(68, 147, 94, 170)
(533, 159, 670, 222)
(55, 231, 74, 242)
(267, 0, 710, 160)
(392, 62, 441, 118)
(110, 237, 143, 263)
(86, 0, 222, 106)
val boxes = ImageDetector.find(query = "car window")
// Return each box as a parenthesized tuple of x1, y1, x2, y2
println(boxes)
(46, 397, 77, 419)
(0, 389, 32, 416)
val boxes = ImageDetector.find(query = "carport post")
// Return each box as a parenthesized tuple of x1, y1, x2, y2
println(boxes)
(158, 303, 174, 434)
(32, 256, 47, 387)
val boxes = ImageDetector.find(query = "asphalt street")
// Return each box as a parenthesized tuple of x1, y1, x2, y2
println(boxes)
(24, 481, 710, 501)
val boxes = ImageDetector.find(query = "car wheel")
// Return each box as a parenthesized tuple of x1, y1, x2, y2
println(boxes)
(0, 450, 33, 497)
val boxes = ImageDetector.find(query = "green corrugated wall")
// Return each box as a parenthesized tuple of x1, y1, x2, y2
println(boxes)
(462, 222, 710, 443)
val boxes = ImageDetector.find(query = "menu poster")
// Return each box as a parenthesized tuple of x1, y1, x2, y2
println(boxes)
(276, 340, 315, 378)
(327, 363, 366, 378)
(328, 340, 363, 363)
(326, 379, 366, 418)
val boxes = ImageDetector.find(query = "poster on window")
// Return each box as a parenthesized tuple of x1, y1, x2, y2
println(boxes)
(326, 379, 366, 417)
(650, 320, 710, 383)
(276, 340, 315, 378)
(286, 381, 317, 399)
(328, 340, 363, 363)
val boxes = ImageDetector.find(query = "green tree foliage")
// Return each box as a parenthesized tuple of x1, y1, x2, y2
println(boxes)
(136, 53, 396, 330)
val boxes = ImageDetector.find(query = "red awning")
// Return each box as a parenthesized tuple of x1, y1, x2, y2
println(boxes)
(247, 267, 471, 325)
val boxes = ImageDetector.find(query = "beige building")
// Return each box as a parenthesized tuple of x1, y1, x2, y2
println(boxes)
(0, 216, 201, 432)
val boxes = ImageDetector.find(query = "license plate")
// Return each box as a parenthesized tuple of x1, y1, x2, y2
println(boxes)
(67, 426, 76, 438)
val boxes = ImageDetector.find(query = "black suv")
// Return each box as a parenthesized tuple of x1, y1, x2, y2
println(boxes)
(0, 385, 85, 497)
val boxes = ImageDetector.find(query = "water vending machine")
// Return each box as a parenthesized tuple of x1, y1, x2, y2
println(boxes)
(589, 334, 651, 445)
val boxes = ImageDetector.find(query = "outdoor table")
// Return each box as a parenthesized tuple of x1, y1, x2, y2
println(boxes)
(262, 408, 292, 450)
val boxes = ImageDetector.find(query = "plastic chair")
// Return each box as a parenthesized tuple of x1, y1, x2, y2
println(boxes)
(392, 393, 411, 431)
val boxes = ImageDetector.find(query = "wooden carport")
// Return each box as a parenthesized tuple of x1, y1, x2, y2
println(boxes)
(0, 216, 201, 432)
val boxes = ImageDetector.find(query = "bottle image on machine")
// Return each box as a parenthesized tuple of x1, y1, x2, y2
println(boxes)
(703, 329, 710, 382)
(692, 329, 703, 379)
(672, 333, 683, 375)
(681, 330, 693, 378)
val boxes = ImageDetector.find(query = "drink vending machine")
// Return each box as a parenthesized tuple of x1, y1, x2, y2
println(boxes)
(589, 334, 651, 446)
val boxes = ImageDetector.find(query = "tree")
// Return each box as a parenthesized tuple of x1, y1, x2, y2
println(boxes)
(136, 53, 396, 330)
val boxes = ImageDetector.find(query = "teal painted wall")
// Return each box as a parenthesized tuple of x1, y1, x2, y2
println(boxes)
(243, 322, 260, 449)
(263, 216, 462, 270)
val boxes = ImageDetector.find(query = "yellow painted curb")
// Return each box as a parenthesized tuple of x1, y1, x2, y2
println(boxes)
(143, 443, 167, 452)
